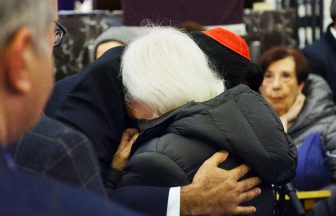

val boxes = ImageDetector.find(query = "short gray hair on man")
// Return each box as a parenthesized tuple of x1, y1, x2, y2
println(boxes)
(121, 27, 225, 116)
(331, 0, 336, 22)
(0, 0, 52, 54)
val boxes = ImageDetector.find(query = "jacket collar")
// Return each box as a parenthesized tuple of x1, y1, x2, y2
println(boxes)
(326, 24, 336, 51)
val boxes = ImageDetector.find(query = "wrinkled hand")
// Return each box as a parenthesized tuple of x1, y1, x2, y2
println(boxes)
(181, 151, 262, 216)
(111, 128, 138, 171)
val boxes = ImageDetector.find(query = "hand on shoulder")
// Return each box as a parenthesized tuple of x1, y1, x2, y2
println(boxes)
(181, 151, 261, 215)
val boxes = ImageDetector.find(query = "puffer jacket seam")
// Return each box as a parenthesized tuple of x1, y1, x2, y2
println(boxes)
(131, 150, 190, 181)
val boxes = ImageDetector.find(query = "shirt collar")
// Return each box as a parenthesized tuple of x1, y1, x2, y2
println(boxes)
(329, 25, 336, 40)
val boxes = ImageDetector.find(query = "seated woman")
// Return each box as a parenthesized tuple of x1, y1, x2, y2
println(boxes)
(258, 47, 336, 215)
(115, 27, 296, 215)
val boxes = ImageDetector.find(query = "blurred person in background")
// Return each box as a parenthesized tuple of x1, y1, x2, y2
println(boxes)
(92, 27, 152, 60)
(302, 0, 336, 101)
(258, 46, 336, 216)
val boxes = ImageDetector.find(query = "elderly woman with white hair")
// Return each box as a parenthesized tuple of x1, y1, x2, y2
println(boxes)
(113, 27, 296, 215)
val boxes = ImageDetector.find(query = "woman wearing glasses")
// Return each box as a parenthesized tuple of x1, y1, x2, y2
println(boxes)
(258, 46, 336, 216)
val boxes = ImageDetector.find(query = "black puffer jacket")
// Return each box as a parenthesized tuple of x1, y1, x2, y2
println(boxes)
(119, 85, 297, 215)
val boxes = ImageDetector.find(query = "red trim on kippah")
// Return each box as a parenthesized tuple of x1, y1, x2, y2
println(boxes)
(203, 28, 251, 60)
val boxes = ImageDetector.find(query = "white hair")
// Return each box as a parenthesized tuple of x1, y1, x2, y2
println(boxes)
(0, 0, 52, 54)
(121, 27, 225, 115)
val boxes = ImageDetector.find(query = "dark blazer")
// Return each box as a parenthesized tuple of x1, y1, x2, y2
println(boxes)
(9, 115, 107, 196)
(0, 164, 168, 216)
(47, 46, 136, 179)
(302, 24, 336, 100)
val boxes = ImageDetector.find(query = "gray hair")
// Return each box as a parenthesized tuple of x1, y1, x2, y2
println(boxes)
(0, 0, 52, 54)
(121, 27, 225, 116)
(331, 0, 336, 21)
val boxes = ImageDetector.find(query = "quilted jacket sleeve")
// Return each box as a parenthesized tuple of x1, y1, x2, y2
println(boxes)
(199, 87, 298, 185)
(117, 151, 190, 187)
(227, 89, 297, 185)
(324, 118, 336, 182)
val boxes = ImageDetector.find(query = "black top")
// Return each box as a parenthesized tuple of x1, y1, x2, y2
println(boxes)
(118, 85, 297, 215)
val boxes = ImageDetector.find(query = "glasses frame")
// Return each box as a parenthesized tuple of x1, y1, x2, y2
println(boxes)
(54, 21, 67, 47)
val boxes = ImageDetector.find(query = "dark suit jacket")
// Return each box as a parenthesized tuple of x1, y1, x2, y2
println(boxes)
(302, 24, 336, 100)
(9, 115, 107, 196)
(0, 164, 168, 215)
(47, 46, 136, 179)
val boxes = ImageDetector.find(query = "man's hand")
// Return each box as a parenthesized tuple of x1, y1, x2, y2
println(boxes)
(111, 128, 138, 170)
(180, 151, 261, 216)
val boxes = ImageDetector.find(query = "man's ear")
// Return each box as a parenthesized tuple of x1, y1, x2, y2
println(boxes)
(3, 28, 33, 94)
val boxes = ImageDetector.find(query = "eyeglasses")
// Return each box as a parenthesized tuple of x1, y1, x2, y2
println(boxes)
(54, 21, 67, 47)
